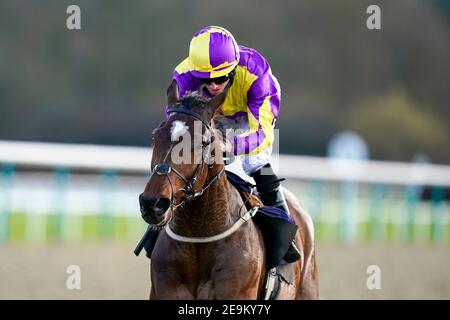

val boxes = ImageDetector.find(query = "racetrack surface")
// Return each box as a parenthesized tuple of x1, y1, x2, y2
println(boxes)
(0, 244, 448, 299)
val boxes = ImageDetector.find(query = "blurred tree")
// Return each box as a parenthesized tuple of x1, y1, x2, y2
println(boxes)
(347, 89, 450, 163)
(0, 0, 448, 163)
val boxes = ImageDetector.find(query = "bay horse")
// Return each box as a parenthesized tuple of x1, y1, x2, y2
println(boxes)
(139, 82, 319, 299)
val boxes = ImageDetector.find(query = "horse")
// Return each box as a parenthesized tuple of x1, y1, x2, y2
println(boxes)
(138, 82, 319, 299)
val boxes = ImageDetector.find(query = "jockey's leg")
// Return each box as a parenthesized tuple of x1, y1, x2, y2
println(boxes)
(248, 162, 301, 264)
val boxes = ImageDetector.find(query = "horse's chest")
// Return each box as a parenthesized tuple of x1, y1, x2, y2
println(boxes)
(196, 263, 255, 299)
(152, 249, 259, 299)
(152, 228, 264, 299)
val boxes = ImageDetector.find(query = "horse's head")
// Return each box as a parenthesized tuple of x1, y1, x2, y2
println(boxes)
(139, 81, 228, 226)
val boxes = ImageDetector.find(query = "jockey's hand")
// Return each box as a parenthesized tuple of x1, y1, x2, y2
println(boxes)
(220, 140, 233, 154)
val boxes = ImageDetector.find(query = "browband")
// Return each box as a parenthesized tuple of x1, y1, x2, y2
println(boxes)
(166, 108, 212, 131)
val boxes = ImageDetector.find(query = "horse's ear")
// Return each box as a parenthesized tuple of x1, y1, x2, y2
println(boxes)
(207, 85, 229, 117)
(152, 120, 167, 135)
(167, 80, 179, 107)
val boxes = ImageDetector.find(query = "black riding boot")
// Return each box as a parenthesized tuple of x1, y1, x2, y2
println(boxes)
(251, 164, 301, 263)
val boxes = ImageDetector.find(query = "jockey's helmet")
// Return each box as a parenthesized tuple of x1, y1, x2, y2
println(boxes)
(188, 26, 240, 79)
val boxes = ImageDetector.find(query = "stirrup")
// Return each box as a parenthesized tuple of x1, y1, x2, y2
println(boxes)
(262, 267, 280, 300)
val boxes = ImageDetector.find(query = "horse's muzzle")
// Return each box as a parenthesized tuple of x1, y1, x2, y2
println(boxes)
(139, 194, 171, 224)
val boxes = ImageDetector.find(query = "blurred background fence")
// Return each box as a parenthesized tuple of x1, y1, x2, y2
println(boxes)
(1, 140, 449, 246)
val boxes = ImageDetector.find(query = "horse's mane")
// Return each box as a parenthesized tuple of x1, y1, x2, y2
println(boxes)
(179, 90, 228, 137)
(179, 90, 208, 112)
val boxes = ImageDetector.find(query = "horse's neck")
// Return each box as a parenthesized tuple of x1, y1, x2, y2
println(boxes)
(170, 168, 243, 237)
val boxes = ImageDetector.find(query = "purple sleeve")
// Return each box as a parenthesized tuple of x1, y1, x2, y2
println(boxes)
(172, 70, 199, 98)
(232, 70, 281, 155)
(233, 127, 267, 155)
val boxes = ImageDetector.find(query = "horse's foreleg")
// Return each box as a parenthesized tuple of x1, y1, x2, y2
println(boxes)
(149, 284, 154, 300)
(150, 284, 195, 299)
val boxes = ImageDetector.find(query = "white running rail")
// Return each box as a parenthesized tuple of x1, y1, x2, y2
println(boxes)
(1, 140, 449, 186)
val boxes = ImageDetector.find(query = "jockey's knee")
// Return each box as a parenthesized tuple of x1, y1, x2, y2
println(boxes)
(250, 163, 286, 208)
(250, 163, 281, 194)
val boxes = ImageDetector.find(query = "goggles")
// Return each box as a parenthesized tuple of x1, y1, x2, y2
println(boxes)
(201, 74, 230, 85)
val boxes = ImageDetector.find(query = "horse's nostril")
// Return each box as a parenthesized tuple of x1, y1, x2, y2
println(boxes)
(139, 194, 154, 212)
(154, 198, 170, 213)
(139, 194, 170, 215)
(139, 193, 149, 210)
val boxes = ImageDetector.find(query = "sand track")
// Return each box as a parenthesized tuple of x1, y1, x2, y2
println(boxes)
(0, 244, 448, 299)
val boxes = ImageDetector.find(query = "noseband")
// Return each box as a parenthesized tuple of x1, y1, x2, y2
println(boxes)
(151, 108, 225, 226)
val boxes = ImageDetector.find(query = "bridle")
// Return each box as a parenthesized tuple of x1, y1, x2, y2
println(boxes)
(150, 107, 225, 227)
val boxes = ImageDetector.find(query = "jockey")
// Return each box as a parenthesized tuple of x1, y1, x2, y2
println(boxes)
(164, 26, 300, 263)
